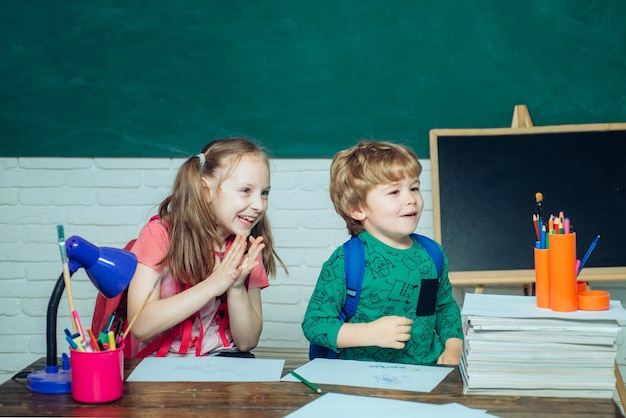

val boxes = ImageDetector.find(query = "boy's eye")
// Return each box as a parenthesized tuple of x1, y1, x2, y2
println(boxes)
(241, 188, 251, 194)
(262, 190, 270, 198)
(411, 186, 420, 192)
(389, 189, 400, 195)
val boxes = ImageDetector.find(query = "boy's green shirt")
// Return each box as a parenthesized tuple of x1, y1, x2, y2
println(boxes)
(302, 231, 463, 365)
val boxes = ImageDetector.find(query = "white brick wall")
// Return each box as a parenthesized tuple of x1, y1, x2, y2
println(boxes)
(0, 156, 437, 383)
(4, 157, 625, 385)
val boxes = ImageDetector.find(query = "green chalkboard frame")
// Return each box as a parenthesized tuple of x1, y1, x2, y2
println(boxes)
(430, 122, 626, 288)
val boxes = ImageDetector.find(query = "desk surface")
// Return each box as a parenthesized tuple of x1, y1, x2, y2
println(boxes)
(1, 349, 624, 418)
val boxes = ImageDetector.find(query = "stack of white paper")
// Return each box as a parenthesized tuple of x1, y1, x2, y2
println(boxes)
(460, 293, 626, 398)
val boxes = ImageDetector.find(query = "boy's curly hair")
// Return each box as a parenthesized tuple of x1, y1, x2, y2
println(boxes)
(329, 140, 422, 236)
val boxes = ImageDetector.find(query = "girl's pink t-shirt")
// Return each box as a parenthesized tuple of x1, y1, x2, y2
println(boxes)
(130, 218, 269, 356)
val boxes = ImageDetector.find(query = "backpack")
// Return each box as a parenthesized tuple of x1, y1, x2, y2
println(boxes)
(308, 233, 444, 360)
(91, 238, 200, 358)
(91, 218, 234, 358)
(91, 239, 137, 358)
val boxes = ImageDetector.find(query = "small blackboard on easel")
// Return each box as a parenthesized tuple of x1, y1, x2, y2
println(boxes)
(430, 105, 626, 289)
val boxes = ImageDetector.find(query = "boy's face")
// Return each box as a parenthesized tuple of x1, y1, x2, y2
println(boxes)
(351, 175, 423, 248)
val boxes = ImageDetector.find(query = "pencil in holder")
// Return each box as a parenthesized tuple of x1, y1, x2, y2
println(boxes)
(548, 233, 577, 312)
(534, 248, 550, 308)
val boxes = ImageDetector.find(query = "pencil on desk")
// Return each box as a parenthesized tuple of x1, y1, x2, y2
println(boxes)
(290, 370, 322, 394)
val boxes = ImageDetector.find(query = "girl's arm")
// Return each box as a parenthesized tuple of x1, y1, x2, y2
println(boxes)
(224, 235, 265, 352)
(127, 263, 234, 341)
(226, 286, 263, 352)
(128, 235, 263, 342)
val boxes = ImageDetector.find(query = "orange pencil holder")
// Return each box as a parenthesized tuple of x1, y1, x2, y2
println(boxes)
(534, 248, 550, 308)
(578, 290, 610, 310)
(70, 345, 124, 403)
(548, 233, 578, 312)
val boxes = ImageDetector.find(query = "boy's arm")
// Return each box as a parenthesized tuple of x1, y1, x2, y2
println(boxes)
(301, 250, 347, 352)
(433, 251, 464, 365)
(336, 316, 414, 349)
(436, 337, 463, 365)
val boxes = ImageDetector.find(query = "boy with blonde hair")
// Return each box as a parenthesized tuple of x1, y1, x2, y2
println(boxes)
(302, 140, 463, 365)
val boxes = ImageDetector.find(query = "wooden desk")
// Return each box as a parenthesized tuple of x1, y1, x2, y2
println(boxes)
(1, 350, 624, 418)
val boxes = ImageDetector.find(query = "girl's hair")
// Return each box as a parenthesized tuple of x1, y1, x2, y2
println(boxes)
(329, 140, 422, 237)
(158, 137, 286, 286)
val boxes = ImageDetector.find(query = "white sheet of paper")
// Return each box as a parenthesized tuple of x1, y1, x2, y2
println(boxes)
(284, 393, 497, 418)
(281, 358, 453, 392)
(126, 356, 285, 382)
(462, 293, 626, 321)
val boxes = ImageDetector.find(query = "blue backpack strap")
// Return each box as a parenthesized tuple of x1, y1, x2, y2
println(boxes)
(411, 233, 444, 280)
(339, 236, 365, 321)
(309, 236, 365, 360)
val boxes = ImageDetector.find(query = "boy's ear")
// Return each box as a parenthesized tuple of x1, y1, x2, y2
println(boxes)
(350, 206, 366, 221)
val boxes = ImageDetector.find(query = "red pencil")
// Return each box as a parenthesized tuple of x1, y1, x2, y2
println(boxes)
(533, 214, 540, 241)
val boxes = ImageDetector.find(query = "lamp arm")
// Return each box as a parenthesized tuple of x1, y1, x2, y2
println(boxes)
(45, 271, 74, 369)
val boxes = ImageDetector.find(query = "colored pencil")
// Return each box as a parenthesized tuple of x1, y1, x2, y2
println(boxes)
(577, 234, 600, 276)
(290, 370, 322, 394)
(86, 327, 100, 351)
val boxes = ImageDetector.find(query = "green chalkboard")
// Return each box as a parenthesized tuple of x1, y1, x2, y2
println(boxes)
(431, 123, 626, 283)
(2, 1, 626, 158)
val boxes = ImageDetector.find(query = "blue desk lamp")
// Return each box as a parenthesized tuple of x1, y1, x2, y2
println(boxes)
(26, 235, 137, 394)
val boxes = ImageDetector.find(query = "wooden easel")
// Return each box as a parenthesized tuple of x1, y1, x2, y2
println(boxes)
(512, 104, 534, 296)
(511, 104, 534, 128)
(473, 105, 535, 295)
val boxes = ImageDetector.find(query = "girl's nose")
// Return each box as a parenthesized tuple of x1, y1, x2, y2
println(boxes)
(251, 193, 264, 211)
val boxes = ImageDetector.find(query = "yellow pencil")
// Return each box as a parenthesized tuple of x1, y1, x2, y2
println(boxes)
(108, 331, 116, 350)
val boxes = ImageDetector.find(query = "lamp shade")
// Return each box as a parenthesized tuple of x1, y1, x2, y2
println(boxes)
(66, 236, 136, 298)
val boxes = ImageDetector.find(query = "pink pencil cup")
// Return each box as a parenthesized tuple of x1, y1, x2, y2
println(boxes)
(70, 345, 124, 403)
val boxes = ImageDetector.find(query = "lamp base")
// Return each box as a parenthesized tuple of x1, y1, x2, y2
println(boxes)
(27, 365, 71, 394)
